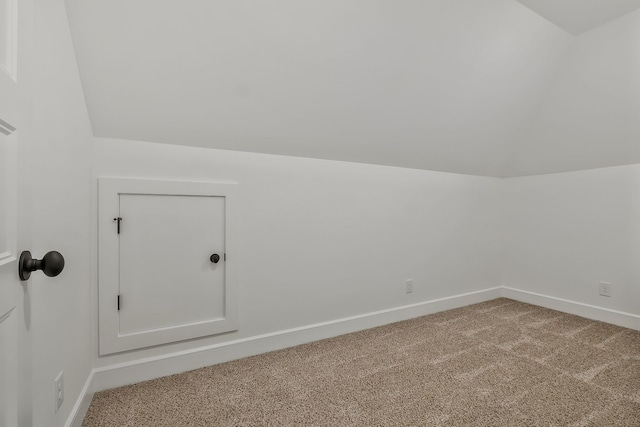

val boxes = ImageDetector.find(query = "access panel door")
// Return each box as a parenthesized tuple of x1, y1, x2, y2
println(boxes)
(99, 179, 238, 355)
(119, 194, 226, 334)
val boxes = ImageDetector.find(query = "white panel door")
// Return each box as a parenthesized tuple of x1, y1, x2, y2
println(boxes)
(1, 0, 29, 425)
(98, 178, 238, 355)
(0, 129, 18, 427)
(119, 194, 226, 334)
(0, 308, 18, 427)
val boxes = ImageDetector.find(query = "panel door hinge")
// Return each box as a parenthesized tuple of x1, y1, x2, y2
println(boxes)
(224, 253, 226, 261)
(113, 217, 123, 234)
(117, 294, 121, 311)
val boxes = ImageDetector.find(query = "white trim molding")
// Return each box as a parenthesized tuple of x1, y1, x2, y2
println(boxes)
(66, 371, 94, 427)
(66, 285, 640, 426)
(501, 287, 640, 331)
(97, 177, 239, 355)
(91, 287, 500, 392)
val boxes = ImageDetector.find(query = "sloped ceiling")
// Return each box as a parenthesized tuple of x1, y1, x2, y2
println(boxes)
(65, 0, 640, 177)
(515, 0, 640, 35)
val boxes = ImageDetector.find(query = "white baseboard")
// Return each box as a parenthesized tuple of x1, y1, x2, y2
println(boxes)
(90, 287, 500, 393)
(501, 287, 640, 331)
(66, 370, 94, 427)
(67, 285, 640, 426)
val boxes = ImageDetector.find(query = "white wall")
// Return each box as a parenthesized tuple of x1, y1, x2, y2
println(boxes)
(502, 164, 640, 316)
(27, 0, 93, 425)
(510, 8, 640, 176)
(92, 138, 503, 367)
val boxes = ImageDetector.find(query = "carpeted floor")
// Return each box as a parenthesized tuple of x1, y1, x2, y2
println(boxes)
(82, 298, 640, 426)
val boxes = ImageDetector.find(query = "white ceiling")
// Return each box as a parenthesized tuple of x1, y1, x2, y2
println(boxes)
(64, 0, 640, 177)
(515, 0, 640, 35)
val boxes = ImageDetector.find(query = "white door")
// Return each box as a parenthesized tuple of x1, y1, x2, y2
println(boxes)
(119, 194, 226, 333)
(98, 178, 238, 355)
(0, 121, 20, 426)
(0, 0, 30, 425)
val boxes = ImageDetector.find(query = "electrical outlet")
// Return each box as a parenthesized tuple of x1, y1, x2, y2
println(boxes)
(599, 282, 612, 297)
(405, 279, 413, 294)
(54, 371, 64, 413)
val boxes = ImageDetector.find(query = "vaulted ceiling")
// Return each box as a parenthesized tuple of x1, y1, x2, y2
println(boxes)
(515, 0, 640, 35)
(64, 0, 640, 177)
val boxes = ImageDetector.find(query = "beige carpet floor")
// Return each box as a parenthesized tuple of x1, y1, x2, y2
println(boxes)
(82, 298, 640, 426)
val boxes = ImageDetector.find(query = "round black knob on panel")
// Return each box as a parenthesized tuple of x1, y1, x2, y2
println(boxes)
(18, 250, 65, 281)
(210, 254, 221, 264)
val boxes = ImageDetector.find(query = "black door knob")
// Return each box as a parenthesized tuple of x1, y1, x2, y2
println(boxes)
(18, 251, 65, 281)
(210, 254, 220, 264)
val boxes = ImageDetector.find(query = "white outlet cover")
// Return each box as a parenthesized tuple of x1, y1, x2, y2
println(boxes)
(599, 282, 612, 297)
(405, 279, 413, 294)
(54, 371, 64, 413)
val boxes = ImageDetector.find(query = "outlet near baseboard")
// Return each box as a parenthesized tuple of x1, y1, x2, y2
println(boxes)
(405, 279, 413, 294)
(54, 371, 64, 413)
(599, 282, 612, 297)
